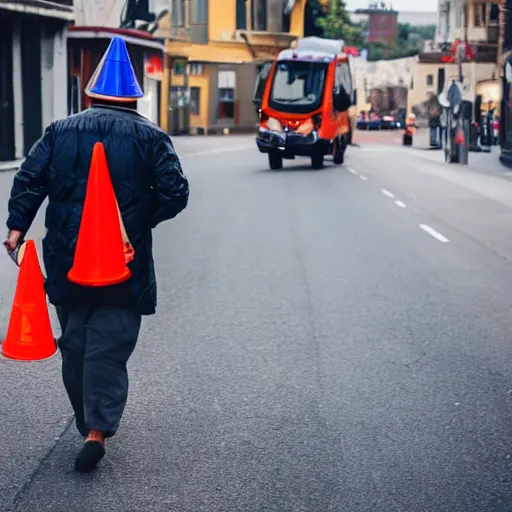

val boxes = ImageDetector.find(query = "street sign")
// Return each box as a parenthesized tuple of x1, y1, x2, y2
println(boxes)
(447, 82, 462, 107)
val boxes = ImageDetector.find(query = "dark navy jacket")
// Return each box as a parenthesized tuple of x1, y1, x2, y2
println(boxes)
(6, 105, 189, 315)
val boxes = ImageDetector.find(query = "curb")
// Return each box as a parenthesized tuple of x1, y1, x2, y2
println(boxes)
(500, 149, 512, 169)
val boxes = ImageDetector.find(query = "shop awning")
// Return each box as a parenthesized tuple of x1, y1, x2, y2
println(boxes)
(68, 26, 164, 52)
(0, 0, 73, 20)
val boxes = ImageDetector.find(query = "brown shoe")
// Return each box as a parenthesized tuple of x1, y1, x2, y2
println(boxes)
(74, 429, 106, 473)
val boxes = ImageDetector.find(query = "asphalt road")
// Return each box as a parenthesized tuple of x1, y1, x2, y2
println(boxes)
(2, 135, 512, 512)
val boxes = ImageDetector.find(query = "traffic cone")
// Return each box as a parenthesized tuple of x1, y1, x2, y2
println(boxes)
(85, 36, 144, 102)
(1, 241, 56, 361)
(68, 142, 131, 286)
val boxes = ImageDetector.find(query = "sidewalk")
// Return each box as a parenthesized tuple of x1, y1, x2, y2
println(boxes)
(411, 131, 512, 182)
(412, 145, 512, 181)
(0, 160, 22, 172)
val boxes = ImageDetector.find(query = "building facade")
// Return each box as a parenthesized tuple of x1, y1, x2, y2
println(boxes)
(409, 0, 502, 123)
(69, 0, 165, 127)
(354, 5, 399, 43)
(157, 0, 306, 134)
(500, 0, 512, 167)
(0, 0, 73, 162)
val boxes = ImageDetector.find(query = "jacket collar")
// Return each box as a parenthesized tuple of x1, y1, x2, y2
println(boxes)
(91, 105, 145, 118)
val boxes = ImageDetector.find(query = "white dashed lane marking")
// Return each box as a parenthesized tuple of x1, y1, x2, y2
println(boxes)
(419, 224, 450, 243)
(345, 172, 450, 246)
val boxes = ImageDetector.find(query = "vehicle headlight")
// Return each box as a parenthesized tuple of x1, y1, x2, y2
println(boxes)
(267, 118, 282, 132)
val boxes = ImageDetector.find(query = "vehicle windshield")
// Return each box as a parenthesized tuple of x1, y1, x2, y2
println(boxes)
(269, 60, 328, 114)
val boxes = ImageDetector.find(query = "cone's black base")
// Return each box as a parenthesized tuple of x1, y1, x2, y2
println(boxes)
(74, 441, 105, 473)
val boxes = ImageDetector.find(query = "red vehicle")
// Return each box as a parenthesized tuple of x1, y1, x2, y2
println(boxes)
(256, 38, 354, 170)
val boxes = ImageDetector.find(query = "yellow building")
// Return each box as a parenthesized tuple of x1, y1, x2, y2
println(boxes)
(408, 0, 501, 122)
(155, 0, 306, 134)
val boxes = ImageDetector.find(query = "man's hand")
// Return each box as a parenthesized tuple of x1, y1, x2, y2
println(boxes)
(5, 230, 23, 252)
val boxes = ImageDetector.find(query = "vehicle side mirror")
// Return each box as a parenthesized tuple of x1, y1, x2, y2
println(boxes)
(333, 87, 351, 112)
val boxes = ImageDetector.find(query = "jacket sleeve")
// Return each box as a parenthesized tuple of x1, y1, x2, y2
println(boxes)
(150, 134, 189, 228)
(7, 125, 53, 234)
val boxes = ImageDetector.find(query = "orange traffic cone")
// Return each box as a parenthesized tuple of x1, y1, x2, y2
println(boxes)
(455, 128, 465, 145)
(68, 142, 131, 286)
(1, 241, 56, 361)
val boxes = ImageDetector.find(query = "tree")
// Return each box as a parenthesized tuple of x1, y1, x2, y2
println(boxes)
(398, 23, 411, 41)
(410, 24, 437, 40)
(304, 0, 327, 37)
(316, 0, 364, 45)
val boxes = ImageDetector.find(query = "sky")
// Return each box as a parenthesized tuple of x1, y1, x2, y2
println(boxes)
(345, 0, 438, 12)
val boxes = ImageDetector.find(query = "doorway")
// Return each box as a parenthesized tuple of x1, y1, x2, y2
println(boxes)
(21, 18, 42, 156)
(0, 19, 15, 161)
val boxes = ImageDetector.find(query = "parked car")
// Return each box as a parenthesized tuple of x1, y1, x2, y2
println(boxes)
(381, 116, 398, 130)
(356, 116, 369, 130)
(368, 115, 382, 130)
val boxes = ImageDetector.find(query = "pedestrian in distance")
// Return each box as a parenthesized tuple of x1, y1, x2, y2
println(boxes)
(4, 37, 189, 473)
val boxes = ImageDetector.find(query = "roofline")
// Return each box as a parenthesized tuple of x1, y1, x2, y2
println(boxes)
(0, 2, 73, 21)
(354, 8, 398, 15)
(277, 49, 348, 63)
(67, 27, 164, 51)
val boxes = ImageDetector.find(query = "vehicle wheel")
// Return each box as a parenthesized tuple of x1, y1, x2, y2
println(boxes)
(268, 152, 283, 170)
(333, 137, 345, 165)
(311, 152, 324, 169)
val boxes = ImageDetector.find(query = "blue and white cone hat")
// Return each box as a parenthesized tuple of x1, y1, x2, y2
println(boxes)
(85, 36, 144, 102)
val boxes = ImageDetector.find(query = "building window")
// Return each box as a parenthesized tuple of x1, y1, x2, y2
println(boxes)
(427, 74, 434, 86)
(489, 3, 499, 22)
(174, 60, 186, 75)
(474, 3, 482, 26)
(190, 87, 200, 115)
(455, 4, 462, 27)
(218, 70, 235, 120)
(474, 3, 488, 27)
(257, 0, 267, 30)
(172, 0, 186, 27)
(190, 63, 204, 75)
(218, 88, 235, 119)
(190, 0, 208, 44)
(236, 0, 247, 30)
(191, 0, 207, 23)
(252, 0, 267, 31)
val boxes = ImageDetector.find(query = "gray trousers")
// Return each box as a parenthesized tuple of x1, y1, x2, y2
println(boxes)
(56, 304, 141, 438)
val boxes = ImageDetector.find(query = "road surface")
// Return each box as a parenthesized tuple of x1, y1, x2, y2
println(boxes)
(1, 135, 512, 512)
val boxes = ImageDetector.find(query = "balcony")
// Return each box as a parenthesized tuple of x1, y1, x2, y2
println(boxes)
(236, 30, 297, 60)
(152, 12, 191, 44)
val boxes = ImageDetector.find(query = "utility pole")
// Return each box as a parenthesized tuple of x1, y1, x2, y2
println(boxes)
(160, 0, 173, 134)
(460, 0, 469, 83)
(498, 0, 506, 76)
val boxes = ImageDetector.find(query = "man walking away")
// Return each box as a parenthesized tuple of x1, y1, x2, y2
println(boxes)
(5, 37, 189, 472)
